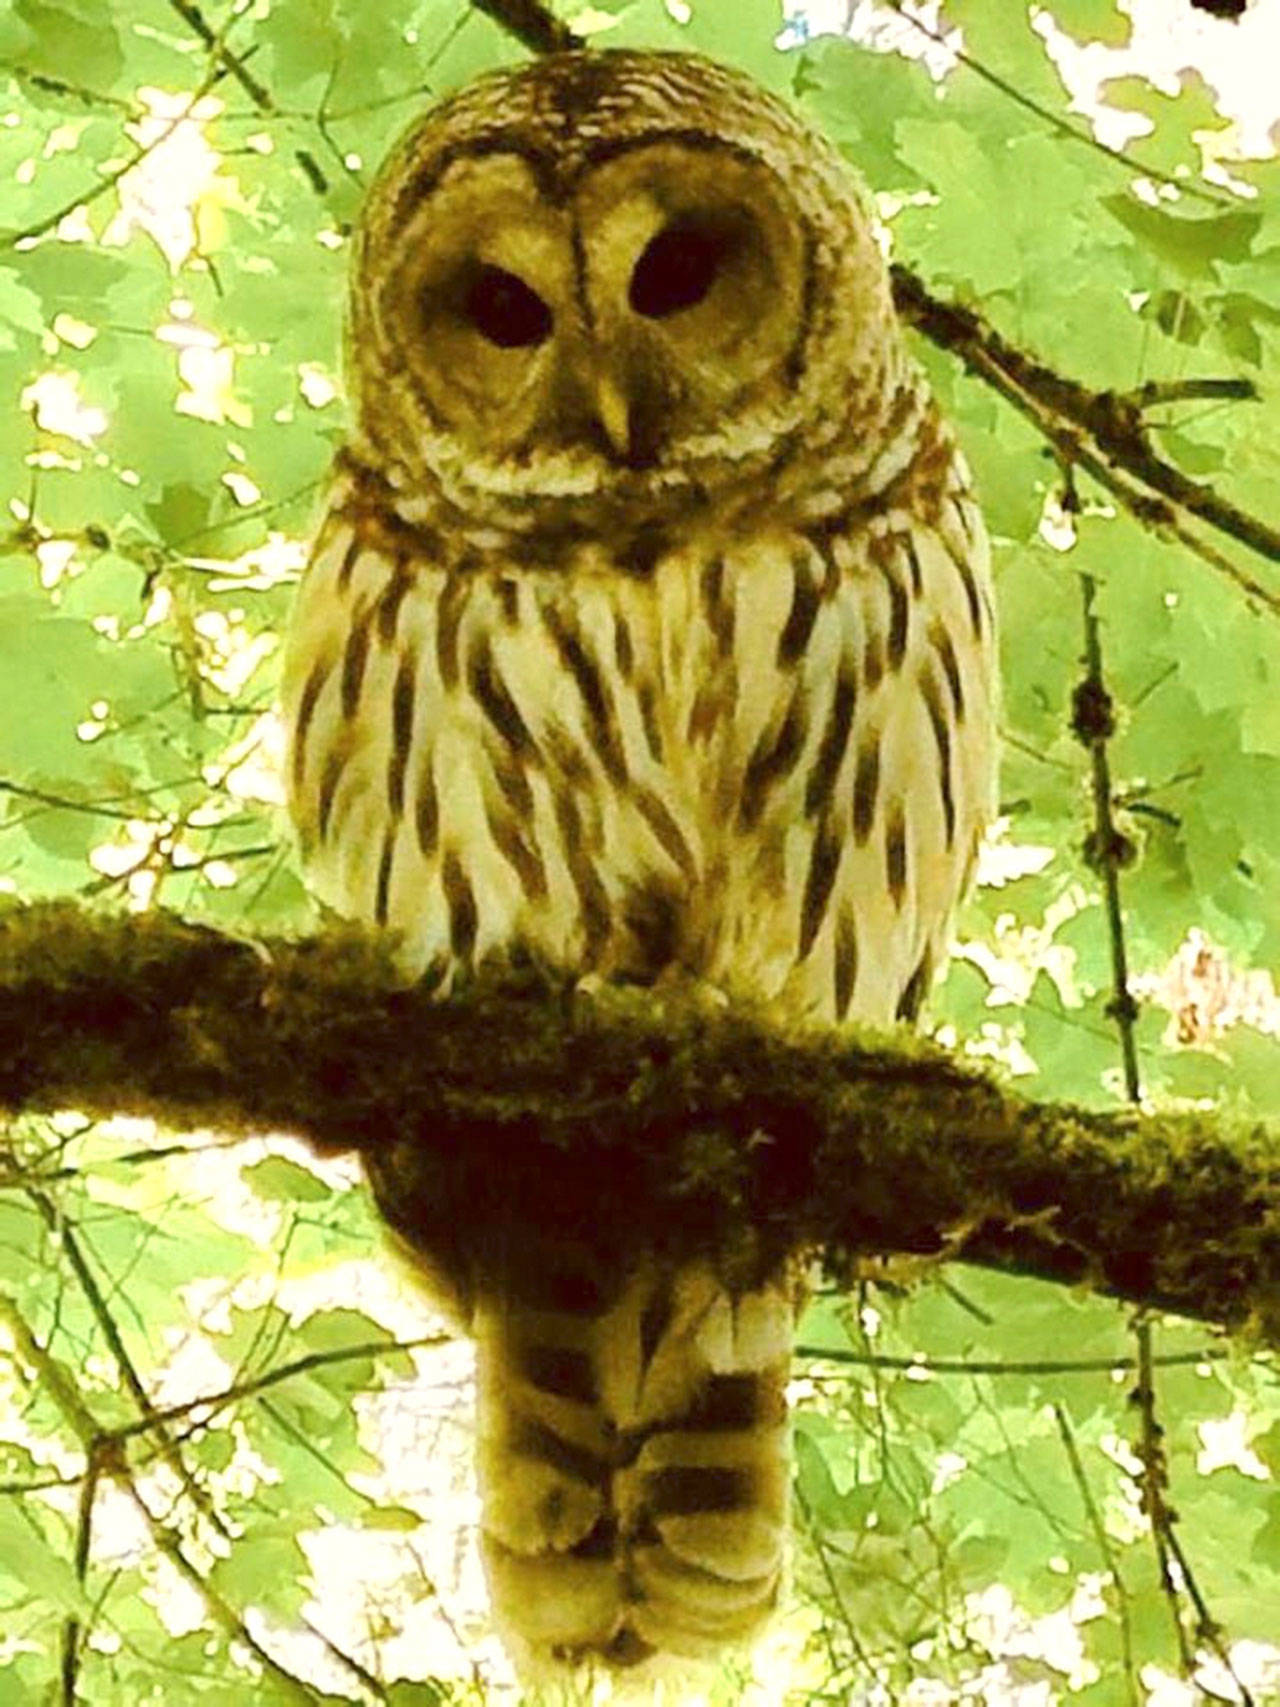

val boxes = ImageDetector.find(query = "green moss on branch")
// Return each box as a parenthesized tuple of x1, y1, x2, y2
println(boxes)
(1, 901, 1278, 1337)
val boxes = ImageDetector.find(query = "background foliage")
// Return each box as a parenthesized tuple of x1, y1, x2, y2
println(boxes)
(1, 0, 1279, 1700)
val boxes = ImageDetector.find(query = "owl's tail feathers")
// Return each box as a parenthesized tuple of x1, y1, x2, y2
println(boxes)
(473, 1245, 795, 1672)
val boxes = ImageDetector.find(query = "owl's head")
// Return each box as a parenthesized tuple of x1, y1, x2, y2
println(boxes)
(349, 50, 904, 529)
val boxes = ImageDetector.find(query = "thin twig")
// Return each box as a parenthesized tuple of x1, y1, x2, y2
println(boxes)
(0, 1295, 359, 1705)
(107, 1333, 451, 1443)
(1140, 1317, 1201, 1666)
(1128, 660, 1181, 712)
(1073, 571, 1142, 1103)
(299, 1616, 389, 1702)
(796, 1345, 1237, 1376)
(0, 777, 170, 825)
(1163, 1516, 1254, 1700)
(127, 1479, 323, 1703)
(165, 0, 273, 108)
(1000, 729, 1076, 772)
(1, 1135, 251, 1189)
(163, 0, 331, 193)
(24, 1186, 230, 1539)
(2, 63, 138, 114)
(3, 57, 226, 249)
(1132, 1320, 1255, 1704)
(1054, 1402, 1139, 1704)
(1125, 378, 1259, 411)
(795, 1482, 891, 1699)
(60, 1446, 103, 1707)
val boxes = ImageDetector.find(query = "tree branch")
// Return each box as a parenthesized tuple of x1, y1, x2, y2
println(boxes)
(165, 0, 275, 109)
(1073, 569, 1142, 1102)
(1055, 1400, 1141, 1703)
(2, 904, 1279, 1340)
(104, 1332, 448, 1445)
(162, 0, 333, 195)
(0, 1294, 320, 1704)
(891, 267, 1280, 600)
(471, 0, 582, 54)
(1132, 1319, 1253, 1701)
(24, 1184, 230, 1538)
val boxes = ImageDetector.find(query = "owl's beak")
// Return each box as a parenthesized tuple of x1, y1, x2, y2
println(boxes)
(558, 349, 655, 468)
(592, 371, 632, 463)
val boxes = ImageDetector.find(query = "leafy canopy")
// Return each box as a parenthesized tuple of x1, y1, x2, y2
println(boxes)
(1, 0, 1279, 1700)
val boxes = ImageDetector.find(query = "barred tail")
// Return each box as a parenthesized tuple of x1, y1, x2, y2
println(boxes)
(473, 1238, 795, 1671)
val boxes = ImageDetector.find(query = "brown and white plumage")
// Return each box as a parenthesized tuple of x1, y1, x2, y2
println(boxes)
(283, 48, 997, 1679)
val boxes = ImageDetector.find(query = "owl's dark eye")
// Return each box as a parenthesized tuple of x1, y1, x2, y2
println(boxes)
(629, 221, 729, 319)
(464, 264, 552, 348)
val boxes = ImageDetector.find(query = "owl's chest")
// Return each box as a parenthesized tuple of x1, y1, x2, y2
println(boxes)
(284, 496, 991, 1012)
(291, 519, 816, 921)
(429, 523, 868, 831)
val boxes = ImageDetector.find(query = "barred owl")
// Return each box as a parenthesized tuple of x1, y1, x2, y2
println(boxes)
(283, 49, 997, 1679)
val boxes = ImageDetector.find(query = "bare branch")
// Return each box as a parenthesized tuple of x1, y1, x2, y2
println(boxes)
(24, 1186, 231, 1539)
(797, 1345, 1239, 1377)
(470, 0, 582, 55)
(1125, 377, 1259, 411)
(165, 0, 274, 109)
(107, 1332, 451, 1443)
(60, 1448, 100, 1707)
(1, 63, 139, 115)
(1132, 1320, 1255, 1702)
(162, 0, 331, 193)
(0, 776, 170, 825)
(1054, 1402, 1140, 1704)
(0, 1292, 369, 1704)
(1073, 570, 1142, 1102)
(891, 267, 1280, 591)
(795, 1482, 880, 1686)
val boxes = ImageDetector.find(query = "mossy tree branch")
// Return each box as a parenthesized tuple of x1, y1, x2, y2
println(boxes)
(2, 904, 1279, 1340)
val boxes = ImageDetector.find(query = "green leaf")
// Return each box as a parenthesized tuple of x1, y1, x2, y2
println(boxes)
(386, 1682, 452, 1706)
(210, 1527, 308, 1605)
(1100, 68, 1233, 176)
(145, 481, 214, 549)
(0, 0, 124, 92)
(1051, 0, 1131, 46)
(0, 1499, 86, 1610)
(796, 38, 944, 192)
(1102, 195, 1263, 281)
(0, 265, 44, 349)
(362, 1503, 423, 1532)
(242, 1154, 333, 1204)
